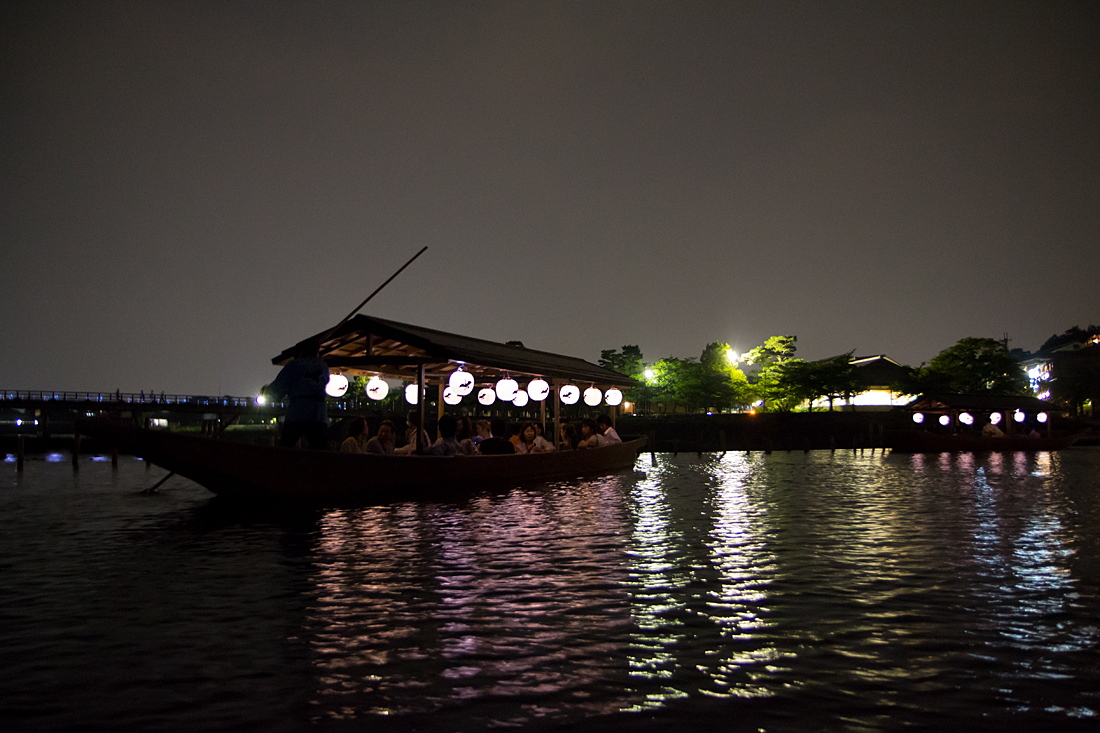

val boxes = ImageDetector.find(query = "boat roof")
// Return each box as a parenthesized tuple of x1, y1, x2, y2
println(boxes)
(907, 394, 1062, 412)
(273, 314, 637, 387)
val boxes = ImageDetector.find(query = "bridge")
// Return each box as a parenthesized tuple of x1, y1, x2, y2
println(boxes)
(0, 389, 375, 439)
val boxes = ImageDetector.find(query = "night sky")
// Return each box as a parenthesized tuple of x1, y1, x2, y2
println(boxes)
(2, 1, 1097, 396)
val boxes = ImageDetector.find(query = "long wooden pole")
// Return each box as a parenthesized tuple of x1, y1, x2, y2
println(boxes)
(318, 246, 428, 352)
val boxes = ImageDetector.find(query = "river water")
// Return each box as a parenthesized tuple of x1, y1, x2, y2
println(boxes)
(2, 448, 1098, 732)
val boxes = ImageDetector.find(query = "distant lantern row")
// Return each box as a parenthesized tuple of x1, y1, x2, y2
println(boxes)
(323, 372, 624, 408)
(912, 410, 1048, 426)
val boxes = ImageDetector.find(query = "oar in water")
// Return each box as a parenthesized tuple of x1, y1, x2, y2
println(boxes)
(142, 471, 175, 495)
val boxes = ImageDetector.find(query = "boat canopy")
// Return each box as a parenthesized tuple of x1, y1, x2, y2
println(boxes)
(272, 315, 637, 388)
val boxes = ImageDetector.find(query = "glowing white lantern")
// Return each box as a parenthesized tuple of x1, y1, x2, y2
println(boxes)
(990, 412, 1002, 425)
(325, 373, 349, 398)
(405, 383, 419, 405)
(1037, 412, 1048, 423)
(495, 378, 518, 401)
(604, 388, 623, 406)
(513, 390, 529, 407)
(1014, 410, 1025, 423)
(938, 415, 951, 426)
(449, 369, 475, 396)
(583, 387, 602, 407)
(478, 387, 496, 406)
(527, 378, 550, 401)
(912, 412, 924, 424)
(559, 384, 580, 405)
(960, 412, 974, 425)
(443, 386, 462, 405)
(366, 376, 389, 401)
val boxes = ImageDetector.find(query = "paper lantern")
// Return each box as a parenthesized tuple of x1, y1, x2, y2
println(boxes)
(496, 378, 518, 401)
(513, 390, 529, 407)
(1037, 412, 1048, 423)
(959, 412, 974, 425)
(1014, 410, 1025, 423)
(527, 378, 549, 401)
(912, 412, 924, 424)
(449, 369, 475, 396)
(604, 388, 623, 406)
(583, 387, 602, 407)
(990, 412, 1002, 425)
(405, 383, 419, 405)
(325, 373, 349, 398)
(938, 415, 951, 426)
(443, 386, 462, 405)
(478, 387, 496, 406)
(366, 377, 389, 401)
(559, 384, 580, 405)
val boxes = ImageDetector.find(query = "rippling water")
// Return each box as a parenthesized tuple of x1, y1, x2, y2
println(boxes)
(2, 449, 1098, 731)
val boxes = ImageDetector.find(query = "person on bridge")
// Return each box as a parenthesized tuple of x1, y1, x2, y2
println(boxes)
(265, 341, 330, 449)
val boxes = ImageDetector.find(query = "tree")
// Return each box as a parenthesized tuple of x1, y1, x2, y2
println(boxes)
(743, 336, 799, 411)
(813, 352, 864, 410)
(773, 352, 862, 411)
(598, 345, 644, 377)
(907, 337, 1029, 395)
(691, 342, 756, 412)
(599, 345, 644, 407)
(1039, 326, 1097, 354)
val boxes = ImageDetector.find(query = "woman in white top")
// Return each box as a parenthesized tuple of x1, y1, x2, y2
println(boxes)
(516, 423, 556, 454)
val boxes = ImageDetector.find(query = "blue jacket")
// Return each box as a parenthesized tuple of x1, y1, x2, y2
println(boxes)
(268, 357, 330, 423)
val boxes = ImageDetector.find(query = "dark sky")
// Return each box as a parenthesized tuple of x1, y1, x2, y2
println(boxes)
(2, 1, 1097, 396)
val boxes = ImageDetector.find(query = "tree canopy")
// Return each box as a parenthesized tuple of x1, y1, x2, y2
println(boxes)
(900, 337, 1029, 396)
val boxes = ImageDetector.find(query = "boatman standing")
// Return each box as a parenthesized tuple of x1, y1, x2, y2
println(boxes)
(265, 341, 330, 449)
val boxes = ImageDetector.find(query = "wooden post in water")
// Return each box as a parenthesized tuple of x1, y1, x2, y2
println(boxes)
(17, 435, 24, 471)
(719, 429, 726, 452)
(72, 433, 81, 468)
(649, 430, 657, 466)
(111, 444, 118, 467)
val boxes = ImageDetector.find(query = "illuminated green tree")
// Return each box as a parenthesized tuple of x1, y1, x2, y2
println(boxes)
(743, 336, 799, 411)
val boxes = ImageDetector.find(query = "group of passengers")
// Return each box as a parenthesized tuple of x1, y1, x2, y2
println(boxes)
(340, 412, 622, 456)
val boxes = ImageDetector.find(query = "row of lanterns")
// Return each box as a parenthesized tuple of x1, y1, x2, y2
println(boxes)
(325, 370, 624, 407)
(912, 410, 1048, 426)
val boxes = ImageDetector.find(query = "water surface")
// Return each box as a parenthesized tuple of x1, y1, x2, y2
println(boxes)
(2, 449, 1098, 731)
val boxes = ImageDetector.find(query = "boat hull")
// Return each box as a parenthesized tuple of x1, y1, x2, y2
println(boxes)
(76, 421, 648, 504)
(887, 429, 1083, 453)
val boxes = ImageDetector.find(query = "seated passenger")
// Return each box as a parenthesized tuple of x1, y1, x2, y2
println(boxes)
(430, 414, 463, 456)
(478, 417, 516, 455)
(455, 415, 477, 455)
(577, 418, 600, 449)
(516, 422, 556, 454)
(508, 423, 522, 450)
(395, 411, 431, 454)
(473, 420, 491, 449)
(596, 414, 622, 445)
(366, 419, 395, 455)
(981, 421, 1005, 438)
(558, 421, 578, 450)
(340, 417, 370, 453)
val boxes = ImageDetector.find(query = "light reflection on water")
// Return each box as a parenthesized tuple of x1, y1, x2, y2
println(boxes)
(2, 449, 1098, 730)
(297, 449, 1100, 728)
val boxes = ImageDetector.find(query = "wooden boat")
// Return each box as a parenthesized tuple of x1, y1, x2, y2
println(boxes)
(76, 420, 648, 504)
(887, 428, 1084, 453)
(887, 393, 1084, 453)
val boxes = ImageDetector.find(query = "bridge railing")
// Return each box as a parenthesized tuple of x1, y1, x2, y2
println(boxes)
(0, 390, 279, 408)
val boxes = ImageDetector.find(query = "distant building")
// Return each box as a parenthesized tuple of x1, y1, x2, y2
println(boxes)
(809, 355, 913, 411)
(1023, 333, 1099, 417)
